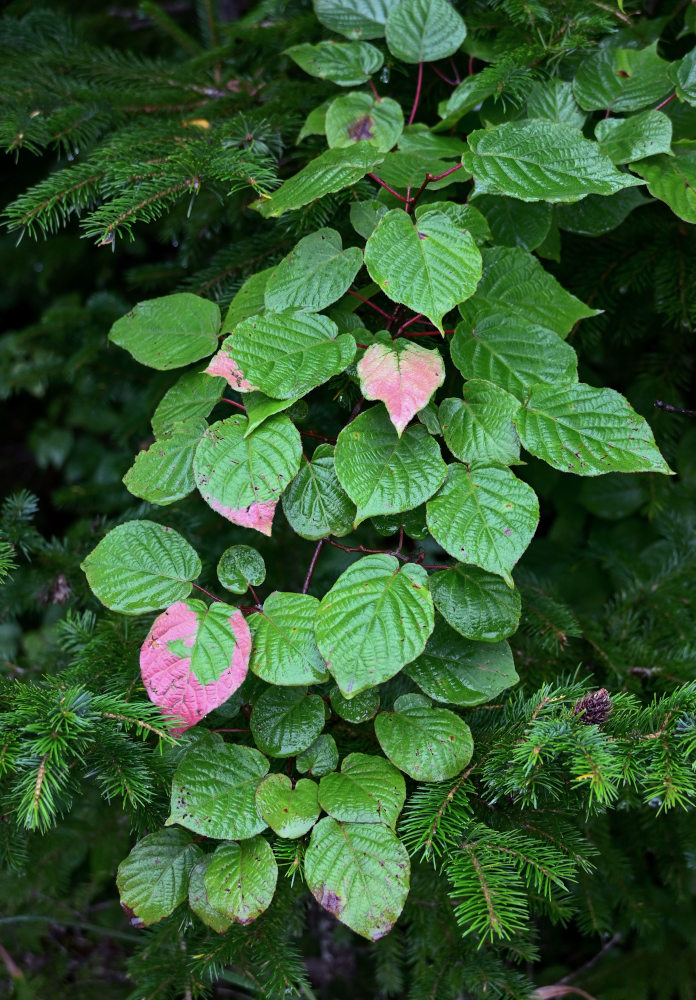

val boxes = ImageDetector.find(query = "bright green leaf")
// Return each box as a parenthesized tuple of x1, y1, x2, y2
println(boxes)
(630, 141, 696, 223)
(439, 380, 520, 466)
(414, 200, 492, 245)
(123, 419, 205, 506)
(330, 685, 380, 723)
(385, 0, 466, 64)
(264, 229, 363, 313)
(595, 111, 673, 164)
(318, 752, 406, 827)
(188, 856, 232, 933)
(223, 267, 276, 331)
(204, 837, 277, 924)
(313, 0, 400, 40)
(109, 293, 220, 370)
(428, 564, 521, 641)
(151, 370, 224, 436)
(243, 391, 302, 435)
(217, 545, 266, 595)
(255, 774, 321, 838)
(250, 686, 326, 757)
(248, 592, 329, 685)
(350, 198, 389, 238)
(374, 693, 473, 780)
(527, 79, 585, 127)
(282, 444, 356, 541)
(286, 40, 384, 86)
(573, 44, 672, 113)
(117, 828, 202, 927)
(297, 734, 340, 777)
(326, 92, 404, 152)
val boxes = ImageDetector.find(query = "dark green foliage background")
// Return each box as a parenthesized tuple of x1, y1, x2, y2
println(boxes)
(2, 1, 696, 998)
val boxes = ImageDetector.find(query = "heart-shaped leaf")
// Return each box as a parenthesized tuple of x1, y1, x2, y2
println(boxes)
(304, 817, 410, 940)
(204, 837, 277, 924)
(330, 685, 380, 723)
(168, 741, 269, 840)
(151, 370, 224, 436)
(357, 339, 445, 436)
(573, 44, 672, 113)
(281, 444, 356, 540)
(248, 592, 329, 685)
(374, 693, 473, 780)
(188, 856, 232, 933)
(439, 381, 520, 466)
(326, 92, 403, 151)
(315, 554, 434, 697)
(250, 687, 326, 757)
(117, 828, 202, 928)
(264, 229, 363, 313)
(286, 40, 384, 86)
(123, 418, 206, 506)
(595, 111, 672, 164)
(428, 564, 521, 641)
(109, 293, 220, 370)
(318, 752, 405, 827)
(385, 0, 467, 64)
(217, 545, 266, 595)
(193, 414, 301, 536)
(255, 773, 321, 838)
(297, 735, 340, 777)
(313, 0, 401, 39)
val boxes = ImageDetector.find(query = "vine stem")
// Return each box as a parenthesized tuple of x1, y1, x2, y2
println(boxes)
(347, 288, 392, 319)
(397, 312, 424, 333)
(302, 539, 325, 594)
(655, 92, 676, 110)
(192, 581, 224, 602)
(222, 397, 245, 410)
(408, 61, 424, 125)
(655, 399, 696, 417)
(368, 172, 408, 202)
(431, 63, 457, 86)
(368, 78, 380, 100)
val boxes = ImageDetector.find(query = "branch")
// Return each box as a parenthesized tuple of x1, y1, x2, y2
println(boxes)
(302, 539, 326, 594)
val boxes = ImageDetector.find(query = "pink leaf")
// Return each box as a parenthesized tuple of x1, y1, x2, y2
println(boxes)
(357, 339, 445, 436)
(205, 344, 258, 393)
(140, 600, 251, 735)
(208, 496, 277, 537)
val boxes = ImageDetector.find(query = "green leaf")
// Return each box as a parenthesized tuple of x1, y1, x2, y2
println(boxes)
(297, 735, 339, 777)
(527, 79, 585, 127)
(215, 312, 355, 399)
(407, 617, 518, 705)
(223, 267, 276, 331)
(459, 246, 596, 337)
(313, 0, 400, 40)
(372, 503, 429, 540)
(286, 41, 384, 86)
(514, 382, 672, 476)
(151, 370, 224, 436)
(595, 111, 673, 164)
(437, 73, 498, 128)
(109, 293, 220, 370)
(330, 685, 380, 723)
(630, 141, 696, 223)
(315, 554, 434, 697)
(473, 195, 552, 251)
(326, 92, 404, 152)
(250, 686, 326, 757)
(399, 124, 466, 160)
(556, 188, 649, 236)
(414, 200, 492, 245)
(385, 0, 466, 64)
(377, 151, 469, 191)
(439, 381, 520, 466)
(464, 121, 644, 203)
(282, 444, 356, 540)
(374, 693, 473, 780)
(364, 208, 482, 332)
(243, 391, 302, 435)
(204, 837, 278, 925)
(573, 44, 672, 113)
(674, 47, 696, 106)
(188, 856, 232, 933)
(452, 314, 579, 400)
(426, 463, 539, 584)
(257, 144, 384, 218)
(255, 774, 321, 838)
(318, 752, 406, 827)
(123, 419, 205, 506)
(217, 545, 266, 595)
(81, 520, 201, 614)
(167, 742, 269, 840)
(193, 414, 302, 536)
(304, 817, 410, 940)
(248, 592, 329, 685)
(117, 828, 202, 927)
(298, 100, 330, 142)
(334, 405, 447, 525)
(357, 339, 445, 436)
(350, 198, 389, 238)
(264, 229, 363, 313)
(428, 564, 521, 641)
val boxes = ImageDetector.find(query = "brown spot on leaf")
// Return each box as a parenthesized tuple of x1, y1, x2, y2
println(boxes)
(314, 886, 345, 915)
(348, 115, 375, 141)
(120, 903, 145, 928)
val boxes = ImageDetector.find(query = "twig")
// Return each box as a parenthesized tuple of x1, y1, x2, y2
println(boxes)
(655, 399, 696, 418)
(655, 92, 677, 111)
(347, 288, 393, 320)
(301, 429, 337, 443)
(192, 582, 224, 603)
(303, 539, 326, 594)
(558, 932, 621, 985)
(431, 63, 458, 86)
(408, 62, 424, 125)
(368, 172, 409, 203)
(397, 313, 424, 333)
(222, 397, 246, 410)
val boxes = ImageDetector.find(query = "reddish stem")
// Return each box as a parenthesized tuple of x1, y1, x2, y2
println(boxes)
(248, 585, 262, 608)
(222, 397, 246, 410)
(301, 429, 337, 444)
(211, 728, 251, 733)
(405, 328, 454, 337)
(429, 163, 464, 182)
(347, 288, 392, 320)
(368, 172, 409, 203)
(408, 61, 424, 125)
(450, 57, 461, 84)
(655, 92, 677, 110)
(397, 313, 424, 333)
(192, 582, 224, 603)
(302, 538, 326, 595)
(431, 64, 458, 86)
(328, 539, 408, 560)
(468, 55, 474, 76)
(368, 78, 380, 100)
(422, 563, 453, 571)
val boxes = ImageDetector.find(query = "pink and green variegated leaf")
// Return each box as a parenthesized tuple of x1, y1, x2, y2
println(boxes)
(205, 344, 259, 393)
(140, 599, 251, 734)
(357, 339, 445, 436)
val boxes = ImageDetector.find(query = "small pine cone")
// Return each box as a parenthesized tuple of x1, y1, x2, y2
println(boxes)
(573, 688, 613, 726)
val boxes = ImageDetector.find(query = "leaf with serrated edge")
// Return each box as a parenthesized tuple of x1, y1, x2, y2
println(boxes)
(286, 40, 384, 86)
(250, 687, 326, 757)
(167, 742, 269, 840)
(439, 381, 520, 466)
(222, 267, 276, 332)
(334, 405, 447, 525)
(426, 463, 539, 585)
(595, 111, 672, 165)
(305, 817, 410, 940)
(141, 600, 251, 734)
(429, 564, 520, 641)
(515, 382, 672, 476)
(315, 554, 434, 697)
(109, 293, 220, 370)
(282, 444, 356, 541)
(217, 545, 266, 595)
(573, 44, 672, 113)
(257, 144, 384, 218)
(117, 828, 202, 928)
(152, 370, 223, 436)
(374, 693, 473, 780)
(314, 0, 401, 39)
(364, 209, 482, 333)
(204, 837, 277, 924)
(630, 141, 696, 224)
(407, 616, 518, 705)
(255, 774, 321, 838)
(213, 312, 356, 400)
(326, 92, 403, 152)
(265, 229, 363, 313)
(243, 392, 301, 436)
(248, 592, 329, 685)
(358, 339, 445, 436)
(318, 752, 405, 827)
(464, 121, 644, 203)
(193, 414, 301, 536)
(385, 0, 467, 63)
(188, 857, 231, 933)
(297, 734, 339, 777)
(123, 419, 205, 506)
(81, 520, 201, 615)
